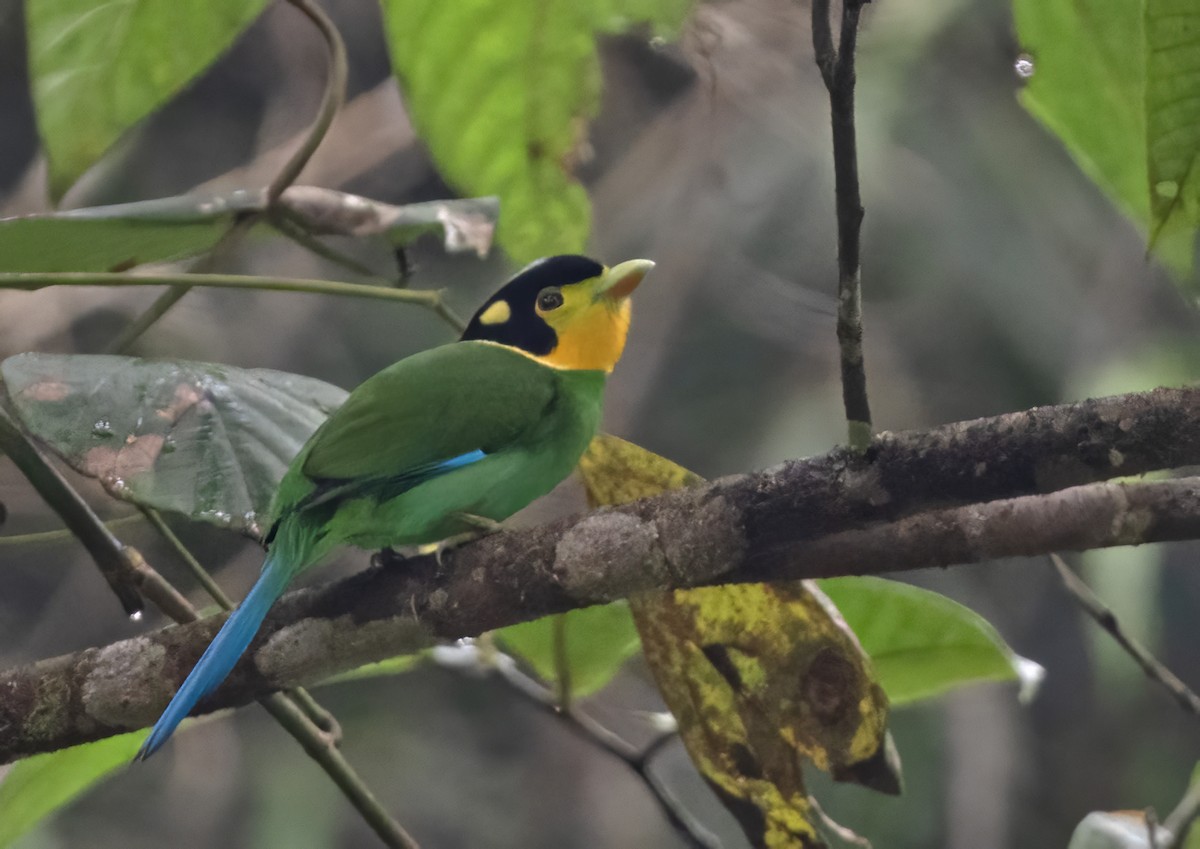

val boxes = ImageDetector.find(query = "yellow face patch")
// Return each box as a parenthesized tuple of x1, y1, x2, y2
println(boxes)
(535, 281, 632, 373)
(478, 300, 511, 325)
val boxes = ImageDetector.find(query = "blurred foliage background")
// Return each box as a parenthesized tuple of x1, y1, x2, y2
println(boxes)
(1, 0, 1199, 847)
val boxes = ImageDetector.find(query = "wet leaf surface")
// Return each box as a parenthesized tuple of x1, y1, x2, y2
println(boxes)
(1, 354, 346, 536)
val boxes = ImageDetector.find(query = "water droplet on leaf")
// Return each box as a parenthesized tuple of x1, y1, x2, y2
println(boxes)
(1014, 54, 1035, 79)
(1015, 656, 1045, 705)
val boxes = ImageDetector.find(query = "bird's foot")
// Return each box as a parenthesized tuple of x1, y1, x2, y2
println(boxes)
(426, 514, 505, 571)
(454, 512, 506, 534)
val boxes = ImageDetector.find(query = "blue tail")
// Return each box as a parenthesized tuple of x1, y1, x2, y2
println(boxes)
(136, 546, 295, 760)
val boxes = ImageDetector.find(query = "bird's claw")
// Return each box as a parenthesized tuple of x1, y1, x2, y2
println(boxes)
(428, 514, 504, 571)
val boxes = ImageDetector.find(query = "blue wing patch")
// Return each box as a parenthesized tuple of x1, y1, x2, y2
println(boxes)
(296, 449, 488, 514)
(422, 449, 487, 476)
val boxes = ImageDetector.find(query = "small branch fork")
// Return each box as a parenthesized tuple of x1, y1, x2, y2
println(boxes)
(1049, 554, 1200, 717)
(489, 656, 722, 849)
(811, 0, 872, 451)
(1049, 557, 1200, 848)
(107, 0, 350, 353)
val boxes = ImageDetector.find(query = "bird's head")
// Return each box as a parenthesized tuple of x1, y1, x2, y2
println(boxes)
(460, 255, 654, 372)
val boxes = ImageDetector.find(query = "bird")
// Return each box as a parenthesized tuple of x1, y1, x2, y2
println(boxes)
(136, 254, 654, 759)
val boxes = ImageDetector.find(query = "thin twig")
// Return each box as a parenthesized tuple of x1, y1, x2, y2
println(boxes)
(118, 546, 198, 623)
(107, 286, 191, 355)
(105, 0, 349, 352)
(0, 514, 144, 546)
(2, 271, 447, 308)
(1050, 553, 1200, 716)
(258, 693, 418, 849)
(105, 221, 255, 354)
(431, 299, 467, 334)
(141, 507, 231, 607)
(282, 687, 342, 741)
(270, 212, 383, 279)
(811, 0, 872, 451)
(0, 407, 142, 615)
(1164, 778, 1200, 849)
(810, 795, 872, 848)
(551, 614, 572, 710)
(267, 213, 465, 336)
(493, 660, 722, 849)
(266, 0, 348, 204)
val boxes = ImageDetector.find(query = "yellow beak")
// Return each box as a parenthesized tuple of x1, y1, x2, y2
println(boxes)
(597, 259, 655, 302)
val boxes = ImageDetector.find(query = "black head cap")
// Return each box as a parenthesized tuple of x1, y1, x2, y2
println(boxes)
(460, 255, 604, 355)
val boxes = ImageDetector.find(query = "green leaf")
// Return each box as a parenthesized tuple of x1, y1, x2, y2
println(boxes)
(1014, 0, 1195, 276)
(1146, 0, 1200, 255)
(819, 577, 1043, 706)
(0, 195, 244, 274)
(0, 190, 499, 274)
(319, 653, 424, 686)
(1, 354, 347, 535)
(497, 603, 642, 697)
(26, 0, 270, 198)
(1186, 762, 1200, 849)
(0, 731, 147, 849)
(379, 0, 691, 262)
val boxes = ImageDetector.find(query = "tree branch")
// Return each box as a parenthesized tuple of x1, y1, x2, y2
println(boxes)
(488, 656, 721, 849)
(5, 386, 1200, 762)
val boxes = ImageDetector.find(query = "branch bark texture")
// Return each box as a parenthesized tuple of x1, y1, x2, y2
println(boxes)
(4, 387, 1200, 762)
(813, 0, 872, 447)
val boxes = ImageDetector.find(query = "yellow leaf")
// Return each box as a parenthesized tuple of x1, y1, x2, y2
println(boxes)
(579, 435, 898, 849)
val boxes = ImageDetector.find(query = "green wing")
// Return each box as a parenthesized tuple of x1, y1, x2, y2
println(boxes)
(301, 341, 557, 483)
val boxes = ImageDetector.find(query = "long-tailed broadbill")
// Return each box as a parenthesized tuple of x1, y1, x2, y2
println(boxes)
(137, 254, 654, 758)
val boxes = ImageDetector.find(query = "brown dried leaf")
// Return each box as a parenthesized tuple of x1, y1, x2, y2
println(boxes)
(277, 186, 498, 257)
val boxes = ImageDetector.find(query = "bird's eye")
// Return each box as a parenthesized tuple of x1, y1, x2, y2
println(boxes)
(537, 288, 564, 311)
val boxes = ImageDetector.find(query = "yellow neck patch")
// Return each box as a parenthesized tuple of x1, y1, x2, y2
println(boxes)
(536, 299, 632, 372)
